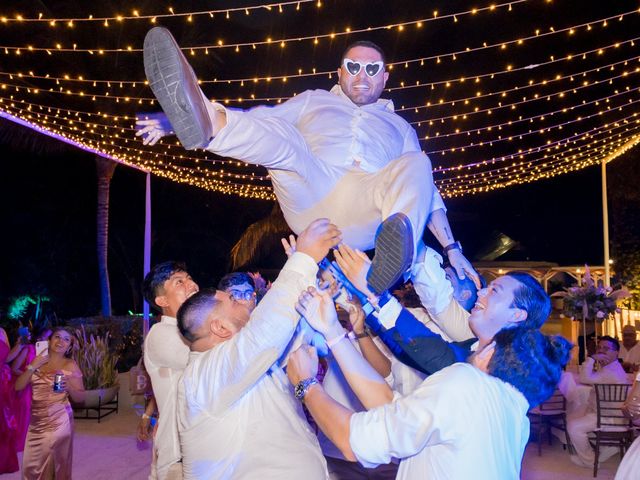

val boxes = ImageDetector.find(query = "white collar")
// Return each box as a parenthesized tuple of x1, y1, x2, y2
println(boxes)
(329, 84, 395, 112)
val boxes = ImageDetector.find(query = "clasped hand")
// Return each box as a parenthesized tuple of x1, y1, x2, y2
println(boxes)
(295, 287, 343, 340)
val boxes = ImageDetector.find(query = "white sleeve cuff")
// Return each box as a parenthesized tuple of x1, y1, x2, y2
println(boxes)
(411, 247, 453, 316)
(378, 297, 403, 330)
(283, 251, 319, 280)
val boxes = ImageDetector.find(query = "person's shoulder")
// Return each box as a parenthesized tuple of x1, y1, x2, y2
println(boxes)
(63, 358, 83, 376)
(427, 362, 479, 387)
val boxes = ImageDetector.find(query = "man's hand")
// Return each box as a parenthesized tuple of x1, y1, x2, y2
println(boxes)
(286, 345, 319, 386)
(281, 234, 297, 258)
(295, 218, 342, 263)
(590, 353, 608, 367)
(137, 417, 152, 442)
(470, 341, 496, 373)
(295, 287, 343, 339)
(135, 113, 172, 146)
(347, 297, 366, 336)
(333, 244, 373, 297)
(447, 249, 481, 289)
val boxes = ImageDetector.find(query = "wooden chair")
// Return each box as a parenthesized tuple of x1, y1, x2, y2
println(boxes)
(528, 389, 569, 456)
(590, 383, 635, 477)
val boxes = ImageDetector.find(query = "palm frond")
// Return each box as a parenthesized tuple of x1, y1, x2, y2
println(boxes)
(230, 204, 291, 270)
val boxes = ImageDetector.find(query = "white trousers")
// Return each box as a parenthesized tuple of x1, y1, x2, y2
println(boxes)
(207, 111, 434, 251)
(567, 413, 618, 465)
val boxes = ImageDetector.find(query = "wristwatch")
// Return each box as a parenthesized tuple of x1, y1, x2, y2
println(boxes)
(443, 241, 462, 255)
(294, 377, 319, 401)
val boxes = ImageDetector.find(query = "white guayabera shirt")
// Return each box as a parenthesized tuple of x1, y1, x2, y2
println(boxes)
(177, 252, 329, 480)
(144, 315, 190, 480)
(350, 363, 530, 480)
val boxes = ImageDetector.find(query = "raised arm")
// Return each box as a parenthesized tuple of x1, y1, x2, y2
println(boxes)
(197, 219, 341, 413)
(347, 299, 391, 378)
(14, 353, 49, 391)
(295, 287, 393, 409)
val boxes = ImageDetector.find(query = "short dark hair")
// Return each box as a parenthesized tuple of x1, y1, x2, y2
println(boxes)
(177, 288, 219, 343)
(217, 272, 255, 292)
(598, 335, 620, 351)
(488, 327, 572, 407)
(143, 261, 187, 311)
(505, 272, 551, 329)
(341, 40, 386, 65)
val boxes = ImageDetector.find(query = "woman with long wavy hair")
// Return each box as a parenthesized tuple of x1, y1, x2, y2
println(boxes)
(15, 327, 85, 479)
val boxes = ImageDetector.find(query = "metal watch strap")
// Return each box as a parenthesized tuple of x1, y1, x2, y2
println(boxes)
(294, 377, 319, 401)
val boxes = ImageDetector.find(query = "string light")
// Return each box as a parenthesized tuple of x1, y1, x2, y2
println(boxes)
(1, 1, 638, 199)
(0, 0, 566, 55)
(0, 1, 316, 24)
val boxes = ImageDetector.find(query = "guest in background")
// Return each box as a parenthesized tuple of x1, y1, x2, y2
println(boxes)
(15, 326, 85, 479)
(567, 335, 629, 468)
(0, 326, 19, 474)
(619, 324, 640, 373)
(11, 327, 50, 452)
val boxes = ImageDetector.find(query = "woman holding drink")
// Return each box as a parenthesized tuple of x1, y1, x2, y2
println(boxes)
(15, 326, 85, 479)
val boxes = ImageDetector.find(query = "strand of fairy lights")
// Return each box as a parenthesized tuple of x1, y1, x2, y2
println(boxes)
(5, 81, 637, 175)
(412, 67, 640, 128)
(399, 55, 640, 116)
(4, 29, 635, 90)
(3, 94, 636, 194)
(2, 35, 636, 113)
(4, 96, 637, 199)
(4, 52, 635, 144)
(3, 71, 637, 174)
(437, 118, 640, 184)
(0, 1, 316, 23)
(0, 3, 631, 56)
(433, 120, 640, 184)
(3, 46, 636, 133)
(0, 97, 273, 179)
(426, 94, 640, 157)
(0, 0, 528, 53)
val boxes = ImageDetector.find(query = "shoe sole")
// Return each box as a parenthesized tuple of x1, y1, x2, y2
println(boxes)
(143, 27, 209, 150)
(367, 213, 414, 295)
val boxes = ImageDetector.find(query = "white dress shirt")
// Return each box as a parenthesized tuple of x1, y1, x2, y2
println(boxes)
(207, 85, 444, 251)
(620, 342, 640, 367)
(349, 363, 530, 480)
(177, 252, 328, 480)
(144, 315, 191, 479)
(578, 356, 629, 413)
(410, 246, 475, 342)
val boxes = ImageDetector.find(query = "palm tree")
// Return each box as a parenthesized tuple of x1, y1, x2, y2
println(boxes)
(95, 156, 117, 317)
(230, 203, 291, 271)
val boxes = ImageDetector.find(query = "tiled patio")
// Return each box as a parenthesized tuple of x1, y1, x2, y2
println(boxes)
(2, 399, 627, 480)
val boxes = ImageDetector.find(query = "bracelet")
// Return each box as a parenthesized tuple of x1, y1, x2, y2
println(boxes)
(26, 365, 36, 373)
(443, 241, 462, 255)
(326, 330, 347, 349)
(354, 331, 369, 339)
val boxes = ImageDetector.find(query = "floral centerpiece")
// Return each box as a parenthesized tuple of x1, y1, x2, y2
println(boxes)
(552, 265, 629, 355)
